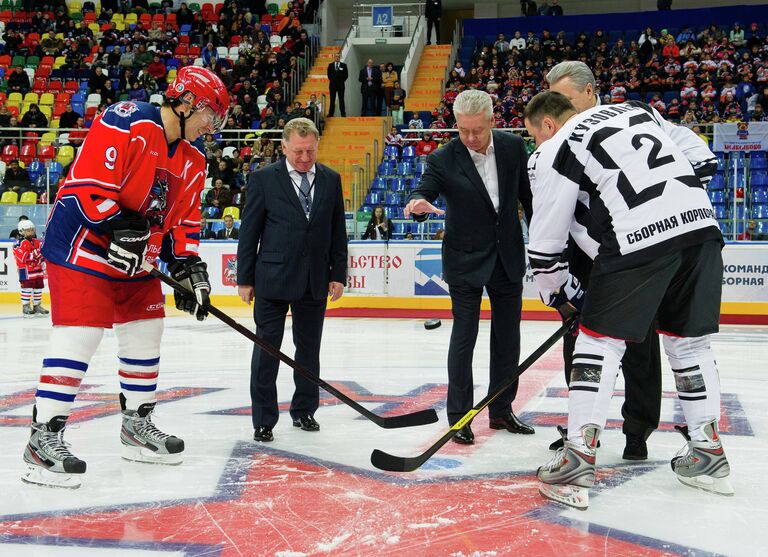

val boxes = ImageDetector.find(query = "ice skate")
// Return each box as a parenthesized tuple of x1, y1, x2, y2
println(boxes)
(537, 424, 600, 510)
(121, 395, 184, 465)
(22, 304, 34, 318)
(22, 414, 86, 489)
(671, 420, 733, 496)
(33, 304, 50, 316)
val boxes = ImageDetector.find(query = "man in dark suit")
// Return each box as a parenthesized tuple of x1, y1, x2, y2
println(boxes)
(216, 214, 239, 239)
(237, 118, 348, 443)
(405, 89, 534, 445)
(358, 58, 381, 116)
(425, 0, 442, 45)
(326, 52, 348, 117)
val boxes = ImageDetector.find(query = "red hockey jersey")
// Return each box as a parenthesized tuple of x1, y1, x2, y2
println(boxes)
(42, 101, 207, 281)
(13, 237, 44, 281)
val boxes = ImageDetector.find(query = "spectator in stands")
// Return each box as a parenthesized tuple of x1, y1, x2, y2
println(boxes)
(89, 66, 108, 95)
(432, 229, 445, 241)
(638, 27, 658, 62)
(129, 81, 149, 103)
(254, 134, 277, 163)
(549, 0, 563, 16)
(176, 2, 194, 26)
(205, 178, 232, 217)
(752, 103, 767, 122)
(494, 34, 510, 53)
(385, 126, 404, 154)
(69, 118, 88, 147)
(730, 23, 746, 48)
(415, 132, 439, 157)
(537, 0, 549, 16)
(657, 0, 672, 9)
(326, 52, 348, 118)
(100, 80, 117, 106)
(382, 62, 398, 112)
(20, 104, 48, 129)
(425, 0, 441, 45)
(217, 214, 240, 239)
(7, 67, 30, 96)
(359, 58, 382, 116)
(3, 160, 31, 194)
(57, 103, 81, 130)
(408, 113, 424, 128)
(676, 25, 696, 45)
(362, 206, 390, 241)
(390, 81, 407, 125)
(0, 105, 12, 128)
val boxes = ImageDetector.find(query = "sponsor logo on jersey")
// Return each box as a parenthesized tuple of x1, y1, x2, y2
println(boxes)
(146, 302, 164, 311)
(146, 172, 170, 227)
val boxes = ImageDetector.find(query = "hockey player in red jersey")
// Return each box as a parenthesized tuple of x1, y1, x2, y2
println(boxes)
(22, 66, 230, 489)
(13, 219, 49, 318)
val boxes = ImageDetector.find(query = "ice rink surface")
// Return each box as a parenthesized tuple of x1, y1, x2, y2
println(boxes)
(0, 308, 766, 556)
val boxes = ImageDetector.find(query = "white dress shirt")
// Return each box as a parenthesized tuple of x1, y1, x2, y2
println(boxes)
(286, 159, 316, 215)
(468, 135, 499, 212)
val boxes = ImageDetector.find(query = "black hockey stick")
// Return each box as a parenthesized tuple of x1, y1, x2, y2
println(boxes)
(143, 262, 439, 429)
(371, 320, 573, 471)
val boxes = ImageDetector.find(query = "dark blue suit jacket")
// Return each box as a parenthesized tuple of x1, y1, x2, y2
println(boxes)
(237, 159, 348, 301)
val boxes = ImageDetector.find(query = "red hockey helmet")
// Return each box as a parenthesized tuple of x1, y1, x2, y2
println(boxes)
(165, 66, 230, 133)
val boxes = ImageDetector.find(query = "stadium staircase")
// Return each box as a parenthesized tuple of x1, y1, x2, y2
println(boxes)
(293, 45, 340, 108)
(404, 44, 452, 113)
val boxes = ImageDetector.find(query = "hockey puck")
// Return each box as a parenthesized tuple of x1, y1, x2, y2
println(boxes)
(424, 319, 442, 330)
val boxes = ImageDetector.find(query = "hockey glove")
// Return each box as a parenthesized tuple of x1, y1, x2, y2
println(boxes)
(168, 256, 210, 321)
(102, 211, 151, 277)
(547, 274, 585, 332)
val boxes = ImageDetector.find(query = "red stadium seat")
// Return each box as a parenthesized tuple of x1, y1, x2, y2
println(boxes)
(35, 66, 52, 77)
(33, 77, 47, 91)
(38, 144, 56, 162)
(2, 144, 19, 163)
(0, 10, 12, 23)
(166, 13, 176, 24)
(174, 45, 188, 56)
(41, 56, 54, 66)
(189, 45, 201, 57)
(85, 106, 98, 121)
(64, 81, 79, 92)
(140, 13, 152, 25)
(48, 81, 63, 94)
(22, 132, 40, 146)
(178, 35, 190, 44)
(20, 144, 36, 165)
(27, 32, 41, 43)
(53, 102, 67, 117)
(229, 35, 241, 46)
(0, 93, 6, 105)
(151, 13, 163, 23)
(55, 92, 72, 103)
(0, 54, 11, 67)
(6, 105, 19, 118)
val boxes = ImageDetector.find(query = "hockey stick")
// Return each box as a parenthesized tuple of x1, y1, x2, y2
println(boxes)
(142, 261, 439, 429)
(370, 320, 573, 471)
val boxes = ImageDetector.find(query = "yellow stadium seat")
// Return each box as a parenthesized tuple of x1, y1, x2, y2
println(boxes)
(69, 2, 82, 14)
(39, 93, 55, 106)
(20, 103, 31, 116)
(50, 119, 60, 129)
(55, 32, 65, 40)
(53, 56, 66, 69)
(19, 191, 37, 204)
(124, 13, 137, 24)
(0, 191, 19, 204)
(7, 92, 22, 104)
(39, 105, 52, 119)
(222, 206, 240, 219)
(56, 145, 76, 166)
(111, 13, 124, 22)
(88, 23, 100, 35)
(40, 132, 57, 145)
(115, 21, 125, 31)
(23, 92, 39, 104)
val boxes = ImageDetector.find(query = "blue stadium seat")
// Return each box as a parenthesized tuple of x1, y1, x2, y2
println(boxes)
(752, 187, 768, 202)
(397, 161, 414, 176)
(751, 172, 768, 187)
(383, 205, 398, 219)
(371, 176, 387, 190)
(378, 161, 395, 175)
(365, 191, 381, 205)
(392, 222, 410, 237)
(391, 178, 407, 192)
(383, 145, 399, 160)
(663, 91, 680, 105)
(627, 92, 641, 101)
(204, 206, 219, 218)
(712, 204, 727, 219)
(385, 192, 401, 205)
(708, 173, 725, 189)
(734, 204, 745, 219)
(751, 204, 768, 219)
(402, 145, 416, 160)
(209, 221, 225, 235)
(708, 190, 726, 204)
(751, 153, 767, 170)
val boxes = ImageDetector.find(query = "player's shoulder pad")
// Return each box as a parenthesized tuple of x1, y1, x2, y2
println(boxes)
(99, 101, 161, 132)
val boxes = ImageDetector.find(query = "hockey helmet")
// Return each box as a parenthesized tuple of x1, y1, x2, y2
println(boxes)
(165, 66, 230, 133)
(17, 219, 35, 233)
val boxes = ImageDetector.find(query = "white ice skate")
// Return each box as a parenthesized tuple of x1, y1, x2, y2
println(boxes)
(671, 420, 734, 496)
(120, 396, 184, 465)
(22, 414, 86, 489)
(537, 424, 600, 510)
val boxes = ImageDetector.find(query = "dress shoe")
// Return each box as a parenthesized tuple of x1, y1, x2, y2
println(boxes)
(622, 433, 648, 460)
(253, 426, 274, 442)
(292, 415, 320, 432)
(452, 424, 474, 444)
(489, 412, 535, 434)
(549, 428, 600, 450)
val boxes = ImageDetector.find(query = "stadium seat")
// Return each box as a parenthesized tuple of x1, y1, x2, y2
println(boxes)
(712, 204, 727, 219)
(708, 190, 726, 204)
(222, 206, 240, 219)
(39, 92, 54, 106)
(365, 191, 381, 205)
(19, 191, 37, 204)
(371, 177, 387, 190)
(37, 144, 56, 161)
(0, 190, 18, 203)
(19, 144, 36, 165)
(56, 145, 75, 166)
(1, 144, 18, 163)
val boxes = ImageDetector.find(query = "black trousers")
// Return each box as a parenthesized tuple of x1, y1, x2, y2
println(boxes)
(563, 323, 662, 439)
(250, 287, 327, 429)
(447, 257, 522, 424)
(361, 88, 377, 116)
(427, 17, 440, 43)
(328, 85, 345, 117)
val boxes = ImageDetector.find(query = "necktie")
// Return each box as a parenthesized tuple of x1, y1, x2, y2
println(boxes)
(298, 172, 312, 216)
(335, 63, 339, 71)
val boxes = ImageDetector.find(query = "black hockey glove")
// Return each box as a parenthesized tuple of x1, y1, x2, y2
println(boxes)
(168, 255, 210, 321)
(547, 274, 585, 333)
(102, 211, 151, 277)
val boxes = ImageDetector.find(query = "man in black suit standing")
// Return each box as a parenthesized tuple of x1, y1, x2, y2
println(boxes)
(425, 0, 442, 45)
(326, 52, 348, 117)
(358, 58, 381, 116)
(236, 118, 348, 442)
(405, 89, 534, 444)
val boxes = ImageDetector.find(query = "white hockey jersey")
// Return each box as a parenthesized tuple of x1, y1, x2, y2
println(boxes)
(527, 101, 722, 305)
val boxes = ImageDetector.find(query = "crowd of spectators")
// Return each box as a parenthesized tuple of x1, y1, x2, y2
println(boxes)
(431, 22, 768, 133)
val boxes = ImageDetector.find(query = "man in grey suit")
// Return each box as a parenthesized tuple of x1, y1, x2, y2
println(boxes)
(405, 89, 534, 445)
(236, 118, 348, 442)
